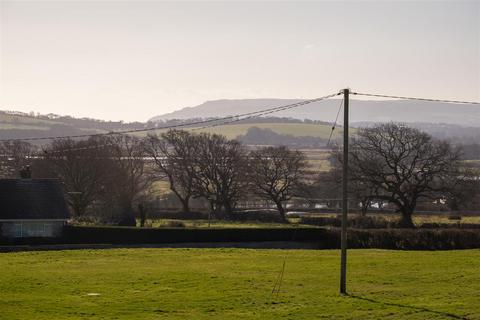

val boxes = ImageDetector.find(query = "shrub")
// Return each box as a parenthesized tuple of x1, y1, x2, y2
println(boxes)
(150, 211, 208, 220)
(338, 228, 480, 250)
(118, 214, 137, 227)
(70, 215, 100, 226)
(419, 223, 480, 229)
(2, 226, 479, 250)
(160, 220, 186, 228)
(58, 226, 329, 245)
(448, 214, 462, 221)
(228, 210, 286, 223)
(299, 215, 394, 229)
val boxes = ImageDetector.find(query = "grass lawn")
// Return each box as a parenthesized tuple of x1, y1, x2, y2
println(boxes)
(145, 219, 313, 228)
(1, 249, 479, 320)
(145, 214, 480, 229)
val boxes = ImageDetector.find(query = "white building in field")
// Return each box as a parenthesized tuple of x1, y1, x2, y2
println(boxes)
(0, 178, 70, 238)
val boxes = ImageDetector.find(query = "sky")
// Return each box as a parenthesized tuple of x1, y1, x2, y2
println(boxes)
(0, 0, 479, 122)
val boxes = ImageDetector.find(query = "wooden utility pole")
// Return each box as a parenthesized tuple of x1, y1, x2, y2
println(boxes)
(340, 88, 349, 294)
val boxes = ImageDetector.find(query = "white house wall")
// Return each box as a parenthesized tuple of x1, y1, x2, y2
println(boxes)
(0, 221, 65, 238)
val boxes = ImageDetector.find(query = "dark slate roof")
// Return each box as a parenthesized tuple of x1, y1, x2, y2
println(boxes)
(0, 179, 70, 220)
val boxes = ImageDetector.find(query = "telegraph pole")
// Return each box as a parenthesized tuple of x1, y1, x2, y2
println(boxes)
(340, 88, 349, 294)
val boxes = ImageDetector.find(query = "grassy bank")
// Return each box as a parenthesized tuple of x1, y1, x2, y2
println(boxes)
(0, 249, 478, 319)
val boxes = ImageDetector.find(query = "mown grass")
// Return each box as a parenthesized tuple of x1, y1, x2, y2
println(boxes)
(0, 249, 479, 319)
(145, 219, 311, 229)
(413, 215, 480, 225)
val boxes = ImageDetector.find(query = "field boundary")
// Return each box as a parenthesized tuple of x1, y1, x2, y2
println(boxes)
(2, 226, 480, 250)
(0, 241, 324, 253)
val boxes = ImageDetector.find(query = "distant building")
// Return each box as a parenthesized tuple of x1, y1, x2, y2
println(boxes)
(0, 176, 70, 238)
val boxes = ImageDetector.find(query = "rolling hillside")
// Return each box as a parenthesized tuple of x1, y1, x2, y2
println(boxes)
(1, 103, 479, 148)
(150, 98, 480, 127)
(0, 111, 146, 142)
(0, 110, 341, 144)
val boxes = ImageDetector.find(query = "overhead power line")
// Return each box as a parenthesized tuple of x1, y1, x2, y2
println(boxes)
(352, 92, 480, 105)
(327, 97, 344, 147)
(0, 92, 340, 143)
(191, 94, 339, 132)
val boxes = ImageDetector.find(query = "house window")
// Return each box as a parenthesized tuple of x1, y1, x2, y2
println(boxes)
(23, 222, 45, 237)
(6, 221, 63, 238)
(44, 223, 54, 237)
(13, 223, 22, 238)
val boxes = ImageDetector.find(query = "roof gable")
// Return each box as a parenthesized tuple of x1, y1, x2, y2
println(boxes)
(0, 179, 70, 220)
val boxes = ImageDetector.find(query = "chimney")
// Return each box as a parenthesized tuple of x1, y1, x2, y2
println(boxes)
(20, 165, 32, 179)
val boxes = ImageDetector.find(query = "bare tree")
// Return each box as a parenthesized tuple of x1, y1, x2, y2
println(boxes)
(249, 146, 307, 219)
(191, 133, 247, 217)
(328, 150, 382, 215)
(309, 167, 342, 210)
(346, 123, 461, 227)
(0, 141, 36, 178)
(42, 137, 113, 217)
(144, 130, 196, 213)
(105, 134, 152, 225)
(445, 168, 480, 212)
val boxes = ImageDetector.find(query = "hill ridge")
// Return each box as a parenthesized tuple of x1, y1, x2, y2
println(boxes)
(149, 98, 480, 128)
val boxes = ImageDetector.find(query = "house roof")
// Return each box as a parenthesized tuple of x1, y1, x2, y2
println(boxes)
(0, 179, 70, 220)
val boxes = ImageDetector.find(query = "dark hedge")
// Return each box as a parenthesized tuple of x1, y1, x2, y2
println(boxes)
(2, 226, 480, 250)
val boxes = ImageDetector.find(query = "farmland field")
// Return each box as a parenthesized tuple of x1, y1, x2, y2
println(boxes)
(142, 214, 480, 229)
(1, 249, 479, 319)
(144, 219, 314, 228)
(134, 122, 343, 140)
(198, 122, 342, 139)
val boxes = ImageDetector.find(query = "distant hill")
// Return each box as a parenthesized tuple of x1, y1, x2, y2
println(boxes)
(1, 102, 479, 148)
(0, 110, 150, 143)
(149, 98, 480, 127)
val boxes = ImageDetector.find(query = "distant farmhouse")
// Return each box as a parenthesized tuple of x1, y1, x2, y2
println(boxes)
(0, 170, 69, 238)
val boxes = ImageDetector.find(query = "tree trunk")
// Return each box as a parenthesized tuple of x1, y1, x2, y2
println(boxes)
(223, 201, 233, 216)
(275, 200, 286, 221)
(360, 198, 370, 216)
(209, 200, 215, 214)
(209, 200, 221, 219)
(118, 202, 136, 226)
(71, 201, 86, 217)
(138, 203, 146, 227)
(180, 197, 190, 213)
(398, 210, 415, 228)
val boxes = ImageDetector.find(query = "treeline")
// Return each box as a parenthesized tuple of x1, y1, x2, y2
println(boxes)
(0, 125, 99, 141)
(315, 123, 480, 227)
(152, 116, 331, 126)
(237, 127, 329, 148)
(0, 123, 479, 227)
(1, 110, 329, 133)
(0, 131, 307, 225)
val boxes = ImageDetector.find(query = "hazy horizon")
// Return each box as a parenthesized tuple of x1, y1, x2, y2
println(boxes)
(1, 1, 479, 122)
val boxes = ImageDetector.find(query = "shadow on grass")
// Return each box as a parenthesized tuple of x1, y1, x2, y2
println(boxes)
(346, 294, 467, 320)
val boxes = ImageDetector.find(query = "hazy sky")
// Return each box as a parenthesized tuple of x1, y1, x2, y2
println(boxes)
(1, 0, 479, 121)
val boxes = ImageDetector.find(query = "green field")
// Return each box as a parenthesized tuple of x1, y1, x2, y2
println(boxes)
(143, 215, 480, 229)
(198, 123, 342, 139)
(1, 249, 479, 319)
(136, 122, 342, 140)
(144, 219, 313, 228)
(0, 113, 107, 135)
